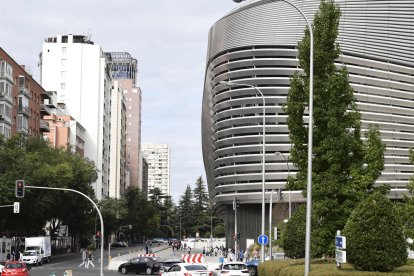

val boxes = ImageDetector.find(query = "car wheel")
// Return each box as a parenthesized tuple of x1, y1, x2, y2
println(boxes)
(121, 267, 128, 274)
(248, 266, 257, 276)
(146, 267, 152, 275)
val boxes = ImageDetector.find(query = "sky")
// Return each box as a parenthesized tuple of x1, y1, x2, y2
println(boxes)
(0, 0, 241, 202)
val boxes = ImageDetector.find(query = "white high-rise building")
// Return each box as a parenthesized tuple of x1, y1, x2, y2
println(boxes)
(39, 34, 112, 200)
(141, 144, 170, 198)
(109, 81, 127, 199)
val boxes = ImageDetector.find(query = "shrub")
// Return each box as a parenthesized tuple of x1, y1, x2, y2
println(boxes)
(282, 205, 306, 259)
(343, 192, 407, 272)
(87, 244, 96, 251)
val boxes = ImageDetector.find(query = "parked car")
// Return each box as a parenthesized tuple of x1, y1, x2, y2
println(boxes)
(1, 261, 31, 276)
(215, 262, 249, 276)
(111, 242, 127, 248)
(161, 263, 212, 276)
(245, 260, 259, 276)
(159, 258, 182, 272)
(118, 256, 161, 274)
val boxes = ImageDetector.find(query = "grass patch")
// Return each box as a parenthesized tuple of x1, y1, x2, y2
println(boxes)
(259, 259, 414, 276)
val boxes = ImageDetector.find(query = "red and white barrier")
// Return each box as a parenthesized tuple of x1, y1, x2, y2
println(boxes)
(139, 253, 155, 257)
(182, 254, 203, 263)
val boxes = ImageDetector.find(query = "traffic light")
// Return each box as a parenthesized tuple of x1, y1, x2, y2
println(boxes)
(13, 202, 20, 213)
(15, 180, 25, 198)
(237, 232, 240, 242)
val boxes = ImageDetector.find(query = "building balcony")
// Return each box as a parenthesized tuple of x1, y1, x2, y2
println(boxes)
(17, 125, 29, 136)
(40, 104, 52, 115)
(18, 105, 31, 117)
(0, 91, 13, 104)
(19, 87, 31, 98)
(40, 119, 50, 132)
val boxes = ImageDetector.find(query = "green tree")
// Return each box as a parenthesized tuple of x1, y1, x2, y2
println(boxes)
(343, 192, 407, 272)
(0, 135, 97, 237)
(178, 185, 194, 237)
(192, 176, 209, 235)
(100, 198, 128, 240)
(281, 206, 306, 259)
(395, 148, 414, 249)
(125, 187, 159, 240)
(285, 0, 385, 256)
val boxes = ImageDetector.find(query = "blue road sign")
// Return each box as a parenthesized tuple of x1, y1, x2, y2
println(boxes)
(258, 234, 269, 245)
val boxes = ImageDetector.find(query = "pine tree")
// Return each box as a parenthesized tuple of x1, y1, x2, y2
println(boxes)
(193, 176, 209, 235)
(178, 185, 195, 237)
(285, 0, 385, 256)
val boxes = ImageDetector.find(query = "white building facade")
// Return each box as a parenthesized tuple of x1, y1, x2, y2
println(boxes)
(109, 81, 127, 199)
(141, 144, 170, 198)
(39, 34, 112, 200)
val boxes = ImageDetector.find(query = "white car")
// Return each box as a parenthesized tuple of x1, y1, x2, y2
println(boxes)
(214, 262, 250, 276)
(161, 263, 212, 276)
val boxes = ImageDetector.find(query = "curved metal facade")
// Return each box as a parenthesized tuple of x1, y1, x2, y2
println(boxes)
(202, 0, 414, 216)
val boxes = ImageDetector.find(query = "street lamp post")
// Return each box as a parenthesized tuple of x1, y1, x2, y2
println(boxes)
(276, 152, 291, 218)
(220, 80, 266, 263)
(230, 0, 313, 273)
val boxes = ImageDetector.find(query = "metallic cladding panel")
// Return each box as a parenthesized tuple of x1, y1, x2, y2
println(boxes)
(202, 0, 414, 209)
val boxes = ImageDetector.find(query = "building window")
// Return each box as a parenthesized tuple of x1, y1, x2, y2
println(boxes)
(61, 83, 66, 90)
(61, 71, 66, 78)
(61, 59, 66, 66)
(62, 47, 67, 54)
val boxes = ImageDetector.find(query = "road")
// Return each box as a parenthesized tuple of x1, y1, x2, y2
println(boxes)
(28, 244, 218, 276)
(29, 246, 145, 276)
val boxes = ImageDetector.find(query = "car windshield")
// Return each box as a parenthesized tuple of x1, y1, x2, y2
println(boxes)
(223, 264, 247, 270)
(185, 265, 207, 271)
(5, 263, 23, 269)
(24, 251, 36, 256)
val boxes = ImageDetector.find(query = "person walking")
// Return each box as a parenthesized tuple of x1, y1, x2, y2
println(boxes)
(87, 251, 95, 268)
(78, 249, 88, 268)
(253, 249, 258, 261)
(6, 250, 11, 261)
(238, 249, 244, 262)
(145, 244, 149, 254)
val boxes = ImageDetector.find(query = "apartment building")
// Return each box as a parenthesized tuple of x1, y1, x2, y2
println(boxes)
(39, 34, 112, 200)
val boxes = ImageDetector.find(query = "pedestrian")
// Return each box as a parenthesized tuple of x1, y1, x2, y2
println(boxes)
(244, 249, 249, 261)
(253, 249, 258, 261)
(172, 243, 176, 256)
(202, 247, 206, 255)
(14, 250, 20, 262)
(18, 250, 23, 261)
(87, 251, 95, 268)
(6, 250, 11, 261)
(238, 249, 244, 262)
(78, 249, 88, 268)
(188, 246, 191, 255)
(145, 244, 149, 254)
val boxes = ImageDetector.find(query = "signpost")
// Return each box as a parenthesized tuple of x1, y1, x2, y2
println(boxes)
(335, 230, 347, 268)
(258, 234, 268, 246)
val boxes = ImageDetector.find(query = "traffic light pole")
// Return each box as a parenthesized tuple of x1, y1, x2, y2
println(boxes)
(26, 185, 105, 276)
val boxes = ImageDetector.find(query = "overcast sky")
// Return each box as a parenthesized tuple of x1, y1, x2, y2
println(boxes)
(0, 0, 240, 202)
